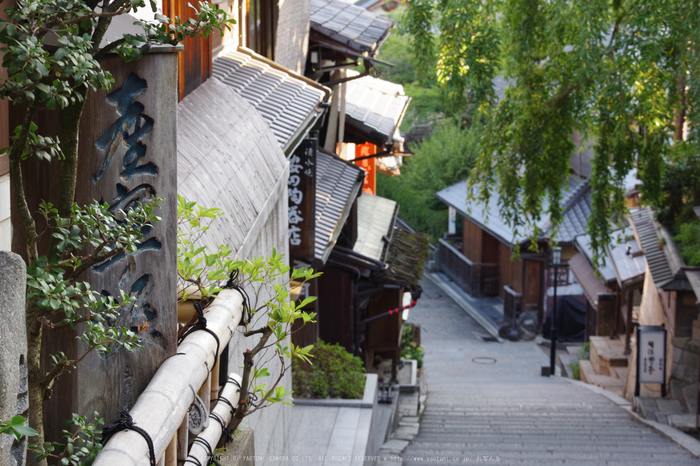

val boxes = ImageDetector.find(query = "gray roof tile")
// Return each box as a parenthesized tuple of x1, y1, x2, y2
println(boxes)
(436, 177, 591, 245)
(315, 149, 365, 263)
(212, 49, 328, 152)
(344, 70, 409, 145)
(310, 0, 392, 53)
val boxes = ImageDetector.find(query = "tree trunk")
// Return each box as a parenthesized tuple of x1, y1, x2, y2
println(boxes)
(26, 309, 47, 466)
(56, 96, 87, 217)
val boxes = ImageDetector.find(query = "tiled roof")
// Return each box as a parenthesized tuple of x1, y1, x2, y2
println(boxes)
(315, 149, 365, 264)
(310, 0, 393, 53)
(548, 182, 592, 243)
(569, 253, 611, 309)
(436, 176, 590, 246)
(574, 234, 617, 284)
(575, 229, 646, 286)
(177, 78, 287, 257)
(344, 70, 410, 146)
(628, 208, 674, 288)
(354, 193, 398, 261)
(212, 48, 329, 154)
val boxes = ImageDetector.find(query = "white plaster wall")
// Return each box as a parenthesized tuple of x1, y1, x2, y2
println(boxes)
(0, 174, 11, 251)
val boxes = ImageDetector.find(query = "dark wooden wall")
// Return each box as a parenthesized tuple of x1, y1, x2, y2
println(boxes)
(482, 230, 499, 263)
(317, 267, 355, 350)
(462, 217, 482, 263)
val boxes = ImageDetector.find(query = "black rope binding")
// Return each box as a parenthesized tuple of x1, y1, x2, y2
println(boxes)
(178, 302, 221, 368)
(186, 437, 222, 466)
(101, 408, 156, 466)
(224, 269, 251, 326)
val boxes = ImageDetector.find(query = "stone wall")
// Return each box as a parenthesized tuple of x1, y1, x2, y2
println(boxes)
(0, 252, 28, 466)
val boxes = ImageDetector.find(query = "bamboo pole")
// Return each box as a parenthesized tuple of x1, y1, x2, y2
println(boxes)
(185, 374, 242, 465)
(94, 290, 244, 466)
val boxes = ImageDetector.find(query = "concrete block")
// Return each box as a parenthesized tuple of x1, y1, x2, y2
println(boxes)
(668, 414, 698, 433)
(378, 439, 409, 454)
(0, 252, 28, 466)
(656, 399, 684, 414)
(217, 428, 255, 466)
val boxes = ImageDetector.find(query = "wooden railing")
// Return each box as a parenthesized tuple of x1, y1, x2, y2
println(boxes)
(436, 239, 500, 297)
(503, 285, 523, 323)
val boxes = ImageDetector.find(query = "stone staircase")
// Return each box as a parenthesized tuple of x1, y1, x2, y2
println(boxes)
(578, 336, 629, 398)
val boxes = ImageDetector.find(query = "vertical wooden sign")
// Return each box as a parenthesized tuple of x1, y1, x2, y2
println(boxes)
(72, 51, 179, 422)
(288, 137, 316, 262)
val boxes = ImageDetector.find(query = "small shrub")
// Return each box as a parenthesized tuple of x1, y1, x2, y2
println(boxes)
(401, 323, 424, 368)
(292, 340, 365, 399)
(579, 342, 590, 360)
(568, 360, 581, 380)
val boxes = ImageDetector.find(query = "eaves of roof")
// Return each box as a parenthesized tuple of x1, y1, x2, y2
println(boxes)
(310, 0, 393, 54)
(315, 149, 365, 265)
(212, 47, 331, 156)
(344, 70, 410, 147)
(436, 177, 591, 247)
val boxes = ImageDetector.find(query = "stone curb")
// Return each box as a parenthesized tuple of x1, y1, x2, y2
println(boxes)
(563, 377, 700, 458)
(293, 373, 377, 409)
(425, 273, 502, 341)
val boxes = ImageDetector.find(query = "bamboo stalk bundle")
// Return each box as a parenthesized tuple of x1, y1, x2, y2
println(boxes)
(186, 373, 243, 465)
(94, 290, 244, 466)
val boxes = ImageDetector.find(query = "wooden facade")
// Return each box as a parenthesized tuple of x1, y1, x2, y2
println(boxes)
(163, 0, 212, 100)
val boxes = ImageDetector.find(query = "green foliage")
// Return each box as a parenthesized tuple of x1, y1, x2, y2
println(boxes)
(655, 151, 700, 233)
(177, 197, 320, 415)
(177, 194, 241, 303)
(568, 359, 580, 380)
(292, 340, 365, 399)
(372, 7, 447, 131)
(675, 222, 700, 267)
(568, 342, 590, 380)
(0, 415, 38, 441)
(405, 0, 700, 264)
(377, 120, 481, 241)
(0, 0, 235, 161)
(31, 412, 104, 466)
(401, 323, 424, 368)
(28, 199, 161, 391)
(579, 342, 590, 361)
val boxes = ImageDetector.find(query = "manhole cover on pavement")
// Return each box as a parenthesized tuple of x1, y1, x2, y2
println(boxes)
(471, 357, 497, 364)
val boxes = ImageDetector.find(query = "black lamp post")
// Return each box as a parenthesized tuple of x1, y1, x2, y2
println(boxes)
(548, 246, 562, 377)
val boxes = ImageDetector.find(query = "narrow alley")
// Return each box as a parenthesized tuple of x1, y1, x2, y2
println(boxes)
(399, 275, 700, 465)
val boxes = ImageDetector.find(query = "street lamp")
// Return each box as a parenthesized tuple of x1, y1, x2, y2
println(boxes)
(548, 246, 562, 377)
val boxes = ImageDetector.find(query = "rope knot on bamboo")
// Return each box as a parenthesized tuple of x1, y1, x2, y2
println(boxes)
(224, 269, 251, 326)
(101, 408, 156, 466)
(178, 301, 221, 367)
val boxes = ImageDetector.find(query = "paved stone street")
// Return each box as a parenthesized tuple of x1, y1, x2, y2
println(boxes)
(401, 275, 700, 465)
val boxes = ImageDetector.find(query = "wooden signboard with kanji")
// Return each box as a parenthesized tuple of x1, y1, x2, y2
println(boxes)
(43, 52, 179, 434)
(288, 137, 316, 262)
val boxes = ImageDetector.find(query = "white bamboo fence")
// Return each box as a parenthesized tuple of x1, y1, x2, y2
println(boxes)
(94, 289, 244, 466)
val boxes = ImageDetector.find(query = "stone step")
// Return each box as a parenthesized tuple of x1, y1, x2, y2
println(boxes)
(400, 458, 700, 466)
(589, 336, 628, 376)
(406, 444, 697, 458)
(579, 359, 597, 384)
